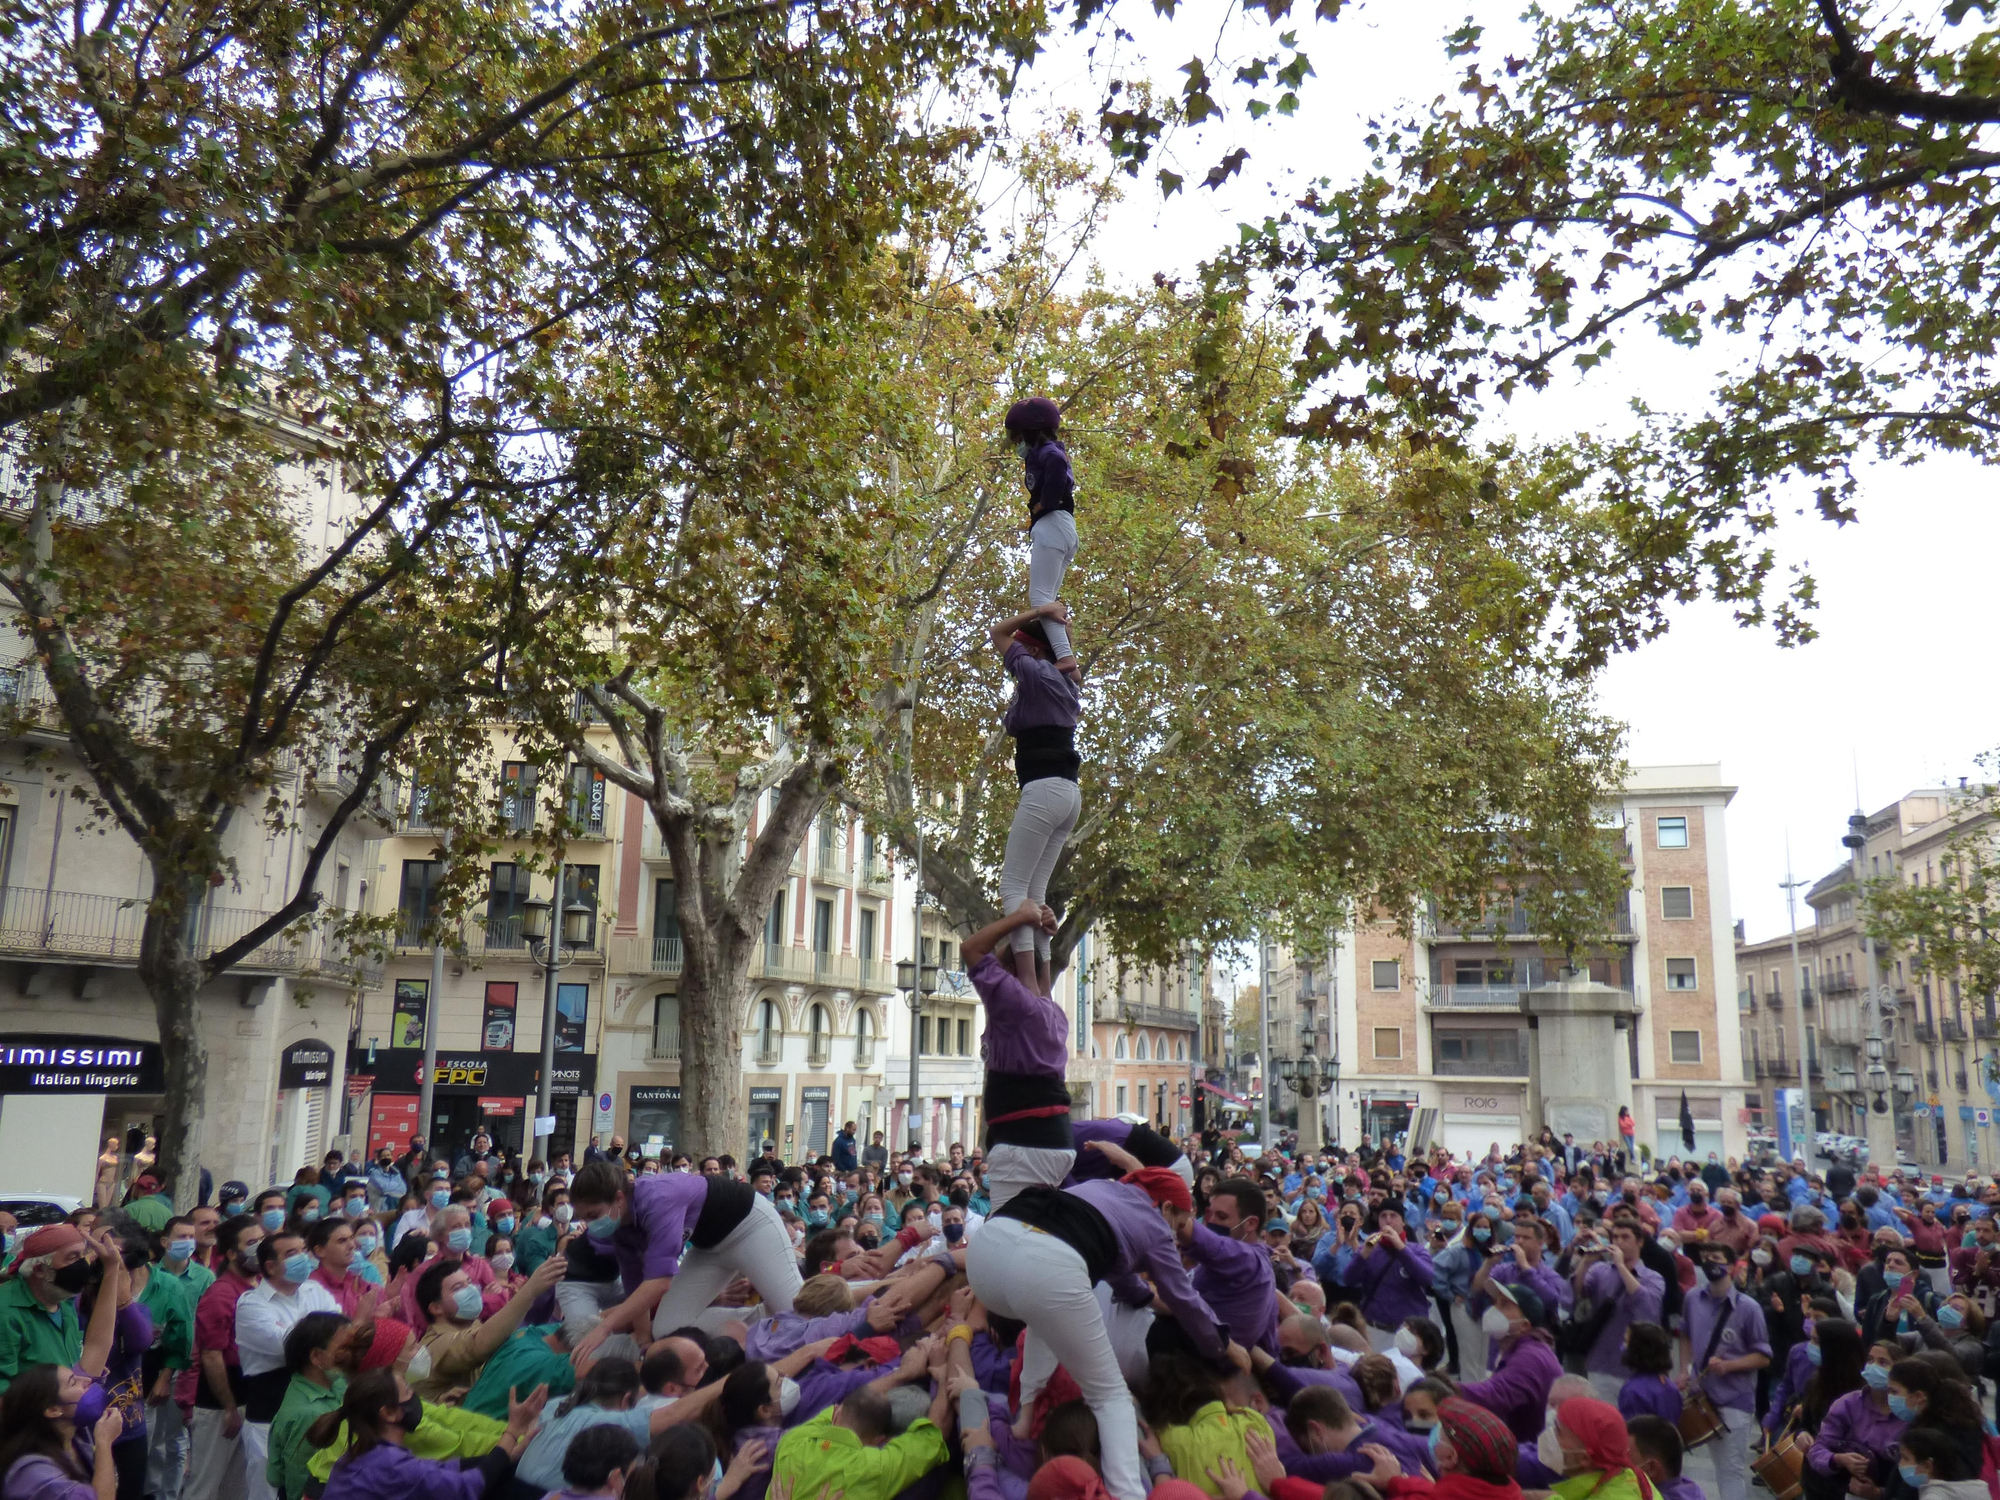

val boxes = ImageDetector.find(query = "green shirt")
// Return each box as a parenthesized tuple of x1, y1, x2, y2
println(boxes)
(0, 1276, 83, 1392)
(134, 1266, 195, 1371)
(165, 1258, 217, 1301)
(772, 1409, 948, 1500)
(461, 1325, 576, 1420)
(514, 1222, 560, 1275)
(284, 1184, 332, 1216)
(125, 1194, 175, 1233)
(268, 1372, 344, 1500)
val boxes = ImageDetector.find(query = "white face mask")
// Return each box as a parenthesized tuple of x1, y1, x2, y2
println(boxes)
(554, 1204, 573, 1223)
(489, 1252, 514, 1276)
(406, 1344, 434, 1383)
(779, 1377, 801, 1416)
(1481, 1305, 1514, 1340)
(1537, 1410, 1566, 1474)
(1393, 1327, 1422, 1359)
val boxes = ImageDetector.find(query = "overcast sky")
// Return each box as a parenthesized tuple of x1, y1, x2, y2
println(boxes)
(1013, 1, 1999, 947)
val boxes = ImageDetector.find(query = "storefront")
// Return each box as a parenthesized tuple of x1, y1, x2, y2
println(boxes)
(348, 1045, 597, 1165)
(747, 1086, 782, 1160)
(1652, 1093, 1723, 1161)
(800, 1086, 830, 1157)
(0, 1033, 166, 1201)
(1357, 1089, 1420, 1146)
(1437, 1085, 1527, 1160)
(630, 1086, 681, 1157)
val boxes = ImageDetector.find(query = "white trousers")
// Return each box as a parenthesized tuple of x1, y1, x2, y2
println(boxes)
(653, 1192, 803, 1336)
(1029, 511, 1077, 661)
(239, 1421, 273, 1500)
(557, 1277, 628, 1341)
(1450, 1301, 1489, 1381)
(1094, 1281, 1157, 1387)
(183, 1408, 244, 1500)
(1000, 778, 1081, 958)
(983, 1144, 1076, 1216)
(1708, 1406, 1754, 1500)
(147, 1399, 189, 1500)
(968, 1217, 1145, 1500)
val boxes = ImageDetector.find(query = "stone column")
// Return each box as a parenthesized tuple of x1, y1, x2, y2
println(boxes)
(1525, 978, 1639, 1147)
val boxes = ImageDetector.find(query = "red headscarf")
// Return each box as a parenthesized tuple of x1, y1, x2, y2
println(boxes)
(1122, 1168, 1192, 1214)
(1027, 1457, 1111, 1500)
(1557, 1397, 1654, 1500)
(359, 1318, 413, 1371)
(826, 1334, 902, 1366)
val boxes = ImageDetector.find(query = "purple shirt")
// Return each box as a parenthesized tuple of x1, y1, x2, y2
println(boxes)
(1580, 1258, 1665, 1376)
(322, 1442, 490, 1500)
(612, 1173, 710, 1284)
(743, 1303, 872, 1362)
(790, 1362, 881, 1426)
(1350, 1238, 1436, 1328)
(1763, 1340, 1815, 1432)
(1454, 1329, 1562, 1443)
(1262, 1358, 1365, 1414)
(1662, 1478, 1710, 1500)
(1, 1456, 92, 1500)
(1067, 1120, 1152, 1183)
(1002, 643, 1079, 735)
(1682, 1284, 1771, 1412)
(1188, 1224, 1281, 1356)
(972, 955, 1069, 1079)
(1023, 439, 1074, 521)
(1618, 1372, 1684, 1426)
(1809, 1390, 1906, 1485)
(1066, 1179, 1225, 1359)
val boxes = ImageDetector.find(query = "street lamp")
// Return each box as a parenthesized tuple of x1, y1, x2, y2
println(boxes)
(525, 877, 595, 1138)
(895, 958, 939, 1155)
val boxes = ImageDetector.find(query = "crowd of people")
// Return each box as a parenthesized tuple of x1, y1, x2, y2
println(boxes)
(8, 1108, 2000, 1500)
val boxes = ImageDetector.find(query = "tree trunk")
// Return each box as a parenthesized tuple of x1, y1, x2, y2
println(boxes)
(137, 872, 210, 1212)
(676, 916, 751, 1159)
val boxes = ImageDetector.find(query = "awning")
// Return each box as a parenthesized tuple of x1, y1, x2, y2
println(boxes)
(1200, 1081, 1255, 1107)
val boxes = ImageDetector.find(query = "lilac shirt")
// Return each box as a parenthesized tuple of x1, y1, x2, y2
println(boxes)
(322, 1442, 490, 1500)
(743, 1303, 873, 1362)
(1580, 1258, 1666, 1376)
(1002, 643, 1079, 735)
(1066, 1179, 1225, 1359)
(1619, 1372, 1685, 1426)
(1454, 1329, 1562, 1442)
(972, 955, 1069, 1079)
(1350, 1238, 1436, 1328)
(1682, 1285, 1771, 1412)
(612, 1173, 710, 1284)
(1809, 1390, 1906, 1485)
(1188, 1224, 1281, 1356)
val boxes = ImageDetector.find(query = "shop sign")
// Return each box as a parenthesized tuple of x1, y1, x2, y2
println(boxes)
(278, 1039, 335, 1089)
(802, 1086, 830, 1103)
(632, 1086, 681, 1105)
(346, 1074, 375, 1099)
(346, 1044, 596, 1098)
(0, 1035, 164, 1093)
(749, 1087, 783, 1103)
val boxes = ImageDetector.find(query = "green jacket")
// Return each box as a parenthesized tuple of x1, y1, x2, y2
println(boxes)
(1159, 1402, 1277, 1500)
(0, 1277, 82, 1392)
(305, 1402, 505, 1482)
(269, 1373, 345, 1500)
(461, 1325, 576, 1421)
(772, 1409, 949, 1500)
(515, 1222, 560, 1275)
(135, 1266, 195, 1371)
(124, 1195, 175, 1233)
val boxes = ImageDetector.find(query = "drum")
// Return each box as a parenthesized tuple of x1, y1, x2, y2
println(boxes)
(1751, 1440, 1806, 1500)
(1677, 1386, 1726, 1450)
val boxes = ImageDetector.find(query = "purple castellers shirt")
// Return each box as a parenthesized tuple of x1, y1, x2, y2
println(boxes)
(1350, 1237, 1437, 1329)
(1065, 1179, 1226, 1360)
(1186, 1223, 1281, 1356)
(1581, 1258, 1665, 1377)
(1619, 1372, 1685, 1426)
(971, 954, 1069, 1079)
(609, 1173, 710, 1285)
(1002, 643, 1079, 736)
(1682, 1284, 1771, 1413)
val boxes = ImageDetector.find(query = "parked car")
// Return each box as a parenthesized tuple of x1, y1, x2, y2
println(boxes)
(0, 1194, 83, 1228)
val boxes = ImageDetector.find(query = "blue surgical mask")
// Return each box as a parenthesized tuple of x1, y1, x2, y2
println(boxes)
(1862, 1363, 1890, 1390)
(346, 1199, 368, 1217)
(260, 1208, 285, 1232)
(1471, 1227, 1491, 1242)
(1427, 1423, 1443, 1454)
(1807, 1341, 1823, 1366)
(586, 1215, 619, 1241)
(299, 1205, 320, 1223)
(282, 1251, 315, 1284)
(1790, 1254, 1814, 1276)
(1889, 1394, 1915, 1422)
(166, 1237, 196, 1263)
(429, 1189, 449, 1209)
(445, 1228, 472, 1254)
(494, 1216, 515, 1235)
(223, 1201, 244, 1217)
(1939, 1304, 1965, 1329)
(1899, 1467, 1924, 1491)
(355, 1233, 381, 1258)
(452, 1284, 483, 1320)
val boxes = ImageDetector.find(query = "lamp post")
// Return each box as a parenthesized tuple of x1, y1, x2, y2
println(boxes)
(1846, 810, 1899, 1162)
(896, 956, 940, 1157)
(1280, 1050, 1341, 1153)
(523, 872, 595, 1148)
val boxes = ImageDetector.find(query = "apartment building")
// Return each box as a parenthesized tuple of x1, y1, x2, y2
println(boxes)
(1738, 788, 1995, 1168)
(0, 454, 387, 1202)
(1252, 766, 1743, 1161)
(349, 778, 900, 1168)
(1061, 934, 1203, 1133)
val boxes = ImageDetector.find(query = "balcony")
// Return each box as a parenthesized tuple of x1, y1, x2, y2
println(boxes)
(1800, 984, 1816, 1007)
(1105, 1000, 1200, 1029)
(609, 933, 684, 976)
(748, 943, 895, 994)
(1979, 1016, 2000, 1039)
(807, 1034, 832, 1066)
(1955, 1071, 1970, 1093)
(0, 658, 71, 733)
(1915, 1021, 1938, 1044)
(1738, 989, 1755, 1013)
(754, 1034, 781, 1067)
(1431, 984, 1530, 1009)
(1432, 1055, 1530, 1077)
(1943, 1018, 1969, 1042)
(1428, 899, 1633, 941)
(1821, 971, 1859, 995)
(1764, 990, 1788, 1009)
(397, 913, 602, 962)
(860, 857, 892, 889)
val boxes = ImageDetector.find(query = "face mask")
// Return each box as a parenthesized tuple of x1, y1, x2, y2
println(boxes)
(1394, 1327, 1422, 1358)
(1751, 1249, 1772, 1266)
(897, 1172, 913, 1186)
(355, 1232, 381, 1257)
(445, 1228, 472, 1254)
(1862, 1363, 1890, 1390)
(586, 1215, 619, 1241)
(1481, 1305, 1514, 1339)
(167, 1237, 196, 1262)
(489, 1252, 514, 1276)
(1899, 1467, 1924, 1491)
(1888, 1394, 1916, 1422)
(780, 1377, 801, 1416)
(260, 1208, 285, 1232)
(1703, 1261, 1731, 1282)
(856, 1231, 880, 1250)
(1886, 1271, 1905, 1291)
(943, 1221, 965, 1244)
(72, 1380, 109, 1429)
(429, 1190, 449, 1209)
(399, 1394, 424, 1430)
(1807, 1341, 1823, 1367)
(1537, 1411, 1566, 1473)
(450, 1283, 483, 1320)
(1407, 1419, 1437, 1434)
(282, 1252, 315, 1284)
(223, 1202, 244, 1217)
(51, 1259, 93, 1295)
(1426, 1424, 1444, 1456)
(1940, 1304, 1965, 1329)
(554, 1204, 574, 1224)
(806, 1209, 828, 1228)
(299, 1206, 320, 1223)
(1790, 1254, 1814, 1276)
(494, 1216, 515, 1235)
(346, 1199, 368, 1218)
(1722, 1205, 1737, 1217)
(355, 1259, 384, 1285)
(1470, 1227, 1491, 1243)
(406, 1345, 434, 1382)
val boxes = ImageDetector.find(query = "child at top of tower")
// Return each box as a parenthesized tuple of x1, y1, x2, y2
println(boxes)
(1005, 395, 1079, 684)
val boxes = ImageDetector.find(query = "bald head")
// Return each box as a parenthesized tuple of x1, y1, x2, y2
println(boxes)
(1549, 1374, 1595, 1406)
(1290, 1281, 1326, 1316)
(1278, 1313, 1333, 1368)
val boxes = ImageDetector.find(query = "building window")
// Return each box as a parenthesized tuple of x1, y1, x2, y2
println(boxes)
(812, 898, 833, 960)
(566, 763, 607, 835)
(1114, 1032, 1128, 1060)
(562, 865, 601, 946)
(1669, 1029, 1703, 1064)
(858, 907, 877, 968)
(808, 1004, 830, 1064)
(957, 1019, 971, 1056)
(855, 1008, 876, 1067)
(1372, 960, 1400, 991)
(398, 859, 442, 944)
(486, 863, 530, 946)
(500, 762, 537, 833)
(766, 892, 786, 949)
(756, 1000, 781, 1064)
(1115, 1084, 1128, 1114)
(1661, 886, 1694, 920)
(651, 995, 681, 1058)
(1657, 816, 1688, 849)
(1175, 1036, 1187, 1062)
(1666, 958, 1698, 991)
(1373, 1027, 1402, 1060)
(652, 879, 681, 967)
(918, 1016, 932, 1055)
(1135, 1033, 1150, 1061)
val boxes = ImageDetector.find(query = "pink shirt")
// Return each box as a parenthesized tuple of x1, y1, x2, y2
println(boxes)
(397, 1253, 494, 1326)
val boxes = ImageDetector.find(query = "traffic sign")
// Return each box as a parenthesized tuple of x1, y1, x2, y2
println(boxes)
(1979, 1109, 1992, 1127)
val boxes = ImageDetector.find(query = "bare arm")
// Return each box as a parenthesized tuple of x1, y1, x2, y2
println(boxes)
(1083, 1138, 1145, 1176)
(987, 602, 1066, 652)
(471, 1256, 566, 1364)
(960, 902, 1052, 968)
(79, 1239, 124, 1378)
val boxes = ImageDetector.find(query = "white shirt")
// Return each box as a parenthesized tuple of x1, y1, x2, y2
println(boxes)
(1326, 1340, 1426, 1394)
(235, 1277, 340, 1376)
(392, 1207, 433, 1248)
